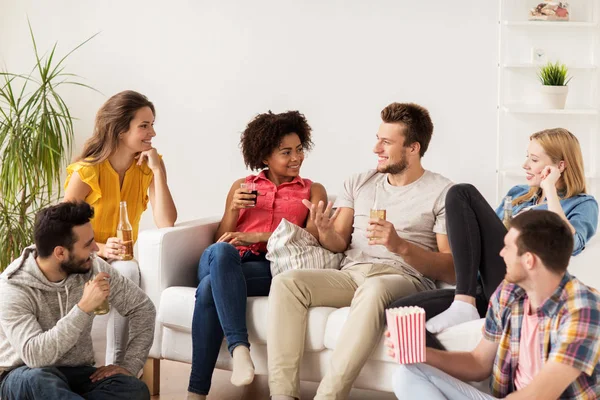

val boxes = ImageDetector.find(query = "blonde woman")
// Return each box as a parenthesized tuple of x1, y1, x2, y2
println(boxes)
(63, 90, 177, 367)
(390, 128, 598, 343)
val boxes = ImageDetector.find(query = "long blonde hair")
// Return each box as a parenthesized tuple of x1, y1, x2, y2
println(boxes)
(77, 90, 155, 164)
(514, 128, 587, 205)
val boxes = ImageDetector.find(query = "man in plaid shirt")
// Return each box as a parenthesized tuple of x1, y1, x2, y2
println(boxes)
(389, 209, 600, 399)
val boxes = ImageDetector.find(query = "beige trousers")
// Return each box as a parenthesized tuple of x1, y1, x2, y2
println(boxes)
(267, 263, 427, 400)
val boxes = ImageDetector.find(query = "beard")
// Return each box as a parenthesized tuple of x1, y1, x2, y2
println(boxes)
(60, 253, 92, 275)
(504, 268, 526, 285)
(378, 154, 408, 175)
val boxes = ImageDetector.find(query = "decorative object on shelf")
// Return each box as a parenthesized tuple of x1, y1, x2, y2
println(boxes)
(531, 48, 547, 64)
(0, 21, 97, 271)
(537, 61, 571, 109)
(529, 1, 570, 21)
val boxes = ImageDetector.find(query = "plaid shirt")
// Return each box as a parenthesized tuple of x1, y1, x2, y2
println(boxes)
(483, 272, 600, 399)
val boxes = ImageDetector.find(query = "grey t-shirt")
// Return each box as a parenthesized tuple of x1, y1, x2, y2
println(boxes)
(334, 169, 453, 289)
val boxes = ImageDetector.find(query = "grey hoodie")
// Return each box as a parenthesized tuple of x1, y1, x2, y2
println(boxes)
(0, 247, 156, 376)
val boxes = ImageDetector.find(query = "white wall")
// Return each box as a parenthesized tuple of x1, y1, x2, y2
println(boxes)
(0, 0, 499, 232)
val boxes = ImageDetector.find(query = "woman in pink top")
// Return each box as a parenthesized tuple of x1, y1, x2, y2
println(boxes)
(187, 111, 327, 400)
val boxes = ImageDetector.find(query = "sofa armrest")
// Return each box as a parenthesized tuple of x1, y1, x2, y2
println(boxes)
(137, 217, 221, 308)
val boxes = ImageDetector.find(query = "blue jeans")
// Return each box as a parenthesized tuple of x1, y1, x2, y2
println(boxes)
(188, 242, 272, 395)
(0, 365, 149, 400)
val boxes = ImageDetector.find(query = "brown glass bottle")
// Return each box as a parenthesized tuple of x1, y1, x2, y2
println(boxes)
(117, 201, 134, 261)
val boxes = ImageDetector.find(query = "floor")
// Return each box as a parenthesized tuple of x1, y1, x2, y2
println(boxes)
(152, 360, 396, 400)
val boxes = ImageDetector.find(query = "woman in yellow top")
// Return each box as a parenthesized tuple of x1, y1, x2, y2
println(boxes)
(64, 90, 177, 368)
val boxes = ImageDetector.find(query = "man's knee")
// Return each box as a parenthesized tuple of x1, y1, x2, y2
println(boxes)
(270, 270, 314, 306)
(103, 375, 150, 400)
(111, 260, 140, 285)
(7, 366, 66, 389)
(272, 270, 309, 293)
(353, 278, 397, 308)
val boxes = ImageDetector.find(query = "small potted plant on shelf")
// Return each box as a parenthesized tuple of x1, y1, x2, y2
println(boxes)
(538, 61, 571, 109)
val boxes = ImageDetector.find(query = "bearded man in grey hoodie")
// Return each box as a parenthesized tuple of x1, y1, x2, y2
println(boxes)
(0, 202, 155, 400)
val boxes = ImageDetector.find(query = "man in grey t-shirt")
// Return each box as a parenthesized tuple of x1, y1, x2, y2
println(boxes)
(268, 102, 455, 400)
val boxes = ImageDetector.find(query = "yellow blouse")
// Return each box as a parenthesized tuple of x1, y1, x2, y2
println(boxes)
(65, 159, 155, 244)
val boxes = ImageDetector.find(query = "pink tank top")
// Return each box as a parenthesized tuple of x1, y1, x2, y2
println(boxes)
(235, 171, 312, 255)
(515, 297, 543, 390)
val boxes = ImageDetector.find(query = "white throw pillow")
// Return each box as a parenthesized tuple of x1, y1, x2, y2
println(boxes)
(266, 218, 344, 277)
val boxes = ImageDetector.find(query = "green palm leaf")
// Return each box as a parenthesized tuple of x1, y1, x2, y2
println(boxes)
(0, 21, 97, 270)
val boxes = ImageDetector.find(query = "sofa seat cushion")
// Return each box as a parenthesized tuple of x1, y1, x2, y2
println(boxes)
(323, 307, 485, 363)
(158, 287, 337, 352)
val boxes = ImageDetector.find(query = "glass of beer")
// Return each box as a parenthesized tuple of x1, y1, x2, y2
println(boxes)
(93, 275, 110, 315)
(240, 182, 258, 206)
(370, 209, 387, 220)
(369, 209, 386, 241)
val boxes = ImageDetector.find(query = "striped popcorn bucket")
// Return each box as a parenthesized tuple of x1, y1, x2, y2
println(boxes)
(385, 306, 426, 364)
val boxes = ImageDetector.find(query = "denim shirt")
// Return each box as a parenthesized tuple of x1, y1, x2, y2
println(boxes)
(495, 185, 598, 256)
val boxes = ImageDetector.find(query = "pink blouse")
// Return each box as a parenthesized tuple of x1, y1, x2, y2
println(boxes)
(235, 171, 312, 255)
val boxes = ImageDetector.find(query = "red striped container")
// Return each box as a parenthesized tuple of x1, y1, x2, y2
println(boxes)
(386, 307, 426, 364)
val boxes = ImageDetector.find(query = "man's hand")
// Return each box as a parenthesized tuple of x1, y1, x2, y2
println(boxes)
(384, 330, 397, 359)
(366, 218, 408, 254)
(78, 273, 110, 314)
(217, 231, 263, 246)
(302, 199, 340, 236)
(90, 364, 132, 382)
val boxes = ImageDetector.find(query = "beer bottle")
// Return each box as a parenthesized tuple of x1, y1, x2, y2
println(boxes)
(502, 196, 513, 229)
(117, 201, 134, 260)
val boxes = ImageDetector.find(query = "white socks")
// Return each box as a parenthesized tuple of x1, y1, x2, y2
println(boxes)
(186, 393, 206, 400)
(426, 300, 480, 334)
(230, 345, 255, 387)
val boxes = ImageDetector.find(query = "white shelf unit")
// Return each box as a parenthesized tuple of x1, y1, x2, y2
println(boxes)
(503, 21, 598, 28)
(503, 63, 598, 70)
(497, 0, 600, 203)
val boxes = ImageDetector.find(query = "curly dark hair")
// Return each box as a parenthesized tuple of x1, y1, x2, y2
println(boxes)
(240, 110, 313, 170)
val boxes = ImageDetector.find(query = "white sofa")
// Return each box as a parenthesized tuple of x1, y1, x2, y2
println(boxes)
(136, 217, 600, 395)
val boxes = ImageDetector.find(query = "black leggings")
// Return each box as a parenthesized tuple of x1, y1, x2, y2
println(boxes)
(388, 183, 507, 349)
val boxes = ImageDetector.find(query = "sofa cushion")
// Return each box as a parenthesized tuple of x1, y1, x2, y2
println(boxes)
(323, 307, 485, 363)
(158, 287, 338, 352)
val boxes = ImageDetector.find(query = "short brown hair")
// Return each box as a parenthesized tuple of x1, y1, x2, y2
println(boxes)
(510, 210, 573, 274)
(380, 103, 433, 157)
(240, 110, 313, 171)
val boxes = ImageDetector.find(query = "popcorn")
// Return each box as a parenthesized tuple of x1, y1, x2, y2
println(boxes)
(386, 306, 426, 364)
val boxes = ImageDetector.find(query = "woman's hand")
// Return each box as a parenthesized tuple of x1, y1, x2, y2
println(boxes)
(99, 237, 126, 261)
(230, 187, 258, 211)
(217, 232, 263, 246)
(136, 148, 162, 172)
(539, 165, 561, 193)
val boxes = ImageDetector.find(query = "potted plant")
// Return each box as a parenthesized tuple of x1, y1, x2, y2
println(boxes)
(537, 61, 572, 109)
(0, 22, 97, 271)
